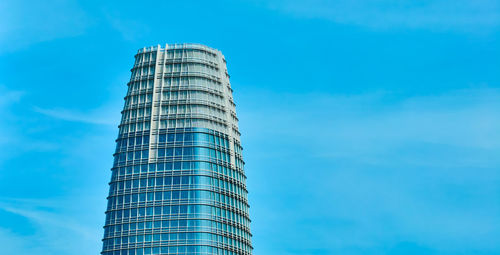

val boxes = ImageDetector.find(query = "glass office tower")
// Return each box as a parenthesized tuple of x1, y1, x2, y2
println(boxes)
(101, 44, 252, 255)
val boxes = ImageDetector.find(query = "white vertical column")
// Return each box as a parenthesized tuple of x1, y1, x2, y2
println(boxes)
(148, 45, 163, 162)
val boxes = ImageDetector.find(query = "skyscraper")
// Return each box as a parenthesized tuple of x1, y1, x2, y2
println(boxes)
(101, 44, 252, 255)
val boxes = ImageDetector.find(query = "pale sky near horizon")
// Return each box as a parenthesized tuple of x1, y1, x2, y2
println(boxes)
(0, 0, 499, 254)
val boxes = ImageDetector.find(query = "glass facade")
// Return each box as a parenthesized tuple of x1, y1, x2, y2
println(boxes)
(101, 44, 252, 255)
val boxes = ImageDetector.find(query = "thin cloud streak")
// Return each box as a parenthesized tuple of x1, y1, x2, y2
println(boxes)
(240, 88, 500, 254)
(0, 228, 45, 254)
(34, 106, 119, 125)
(0, 198, 102, 254)
(0, 206, 96, 239)
(239, 88, 500, 167)
(0, 0, 90, 53)
(0, 86, 24, 148)
(0, 86, 23, 107)
(251, 0, 500, 32)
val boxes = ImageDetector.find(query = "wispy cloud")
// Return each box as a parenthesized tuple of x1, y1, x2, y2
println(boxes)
(0, 228, 44, 255)
(240, 87, 500, 254)
(239, 88, 500, 167)
(0, 198, 102, 255)
(0, 86, 24, 147)
(0, 0, 90, 53)
(251, 0, 500, 32)
(0, 86, 23, 107)
(34, 106, 119, 125)
(0, 206, 95, 239)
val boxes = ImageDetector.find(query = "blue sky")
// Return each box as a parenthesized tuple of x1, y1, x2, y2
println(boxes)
(0, 0, 499, 254)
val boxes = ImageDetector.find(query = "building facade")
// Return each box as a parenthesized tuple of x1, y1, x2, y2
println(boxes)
(101, 44, 252, 255)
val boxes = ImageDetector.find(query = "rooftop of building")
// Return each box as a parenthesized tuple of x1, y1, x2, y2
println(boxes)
(137, 43, 222, 56)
